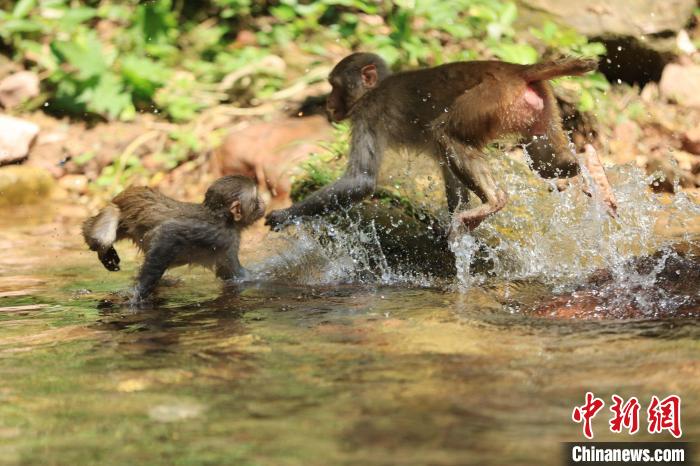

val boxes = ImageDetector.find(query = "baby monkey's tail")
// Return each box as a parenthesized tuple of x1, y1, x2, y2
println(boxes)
(521, 57, 598, 82)
(82, 204, 121, 271)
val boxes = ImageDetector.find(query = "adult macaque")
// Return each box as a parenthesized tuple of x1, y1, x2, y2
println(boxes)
(82, 175, 265, 301)
(265, 52, 617, 234)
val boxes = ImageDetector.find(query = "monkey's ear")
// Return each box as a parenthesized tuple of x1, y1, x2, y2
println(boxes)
(230, 200, 243, 222)
(360, 64, 378, 88)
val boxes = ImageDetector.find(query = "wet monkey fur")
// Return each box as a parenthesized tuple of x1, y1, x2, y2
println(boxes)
(83, 175, 265, 300)
(266, 53, 617, 234)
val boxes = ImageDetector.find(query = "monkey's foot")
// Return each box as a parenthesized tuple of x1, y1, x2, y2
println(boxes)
(553, 178, 571, 192)
(98, 247, 121, 272)
(265, 208, 294, 231)
(581, 144, 618, 217)
(448, 191, 508, 240)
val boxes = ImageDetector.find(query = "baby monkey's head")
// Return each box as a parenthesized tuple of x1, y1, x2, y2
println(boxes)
(204, 175, 265, 226)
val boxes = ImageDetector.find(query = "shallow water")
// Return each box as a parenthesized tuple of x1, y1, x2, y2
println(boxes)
(0, 183, 699, 465)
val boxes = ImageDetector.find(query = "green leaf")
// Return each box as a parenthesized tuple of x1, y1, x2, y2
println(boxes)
(81, 73, 133, 120)
(121, 55, 171, 100)
(491, 42, 538, 64)
(500, 2, 517, 26)
(51, 34, 108, 79)
(270, 5, 296, 21)
(57, 7, 97, 28)
(0, 18, 44, 36)
(578, 90, 594, 112)
(13, 0, 36, 18)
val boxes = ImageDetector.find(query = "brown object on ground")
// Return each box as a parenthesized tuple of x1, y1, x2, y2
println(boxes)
(0, 71, 40, 109)
(681, 125, 700, 155)
(0, 115, 39, 165)
(659, 63, 700, 109)
(646, 155, 697, 193)
(0, 165, 54, 206)
(211, 114, 333, 208)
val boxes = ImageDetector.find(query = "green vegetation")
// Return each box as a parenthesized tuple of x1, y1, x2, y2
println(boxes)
(0, 0, 610, 190)
(0, 0, 608, 121)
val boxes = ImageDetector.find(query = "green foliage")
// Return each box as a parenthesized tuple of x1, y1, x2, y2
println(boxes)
(291, 123, 349, 201)
(1, 0, 610, 122)
(0, 0, 613, 192)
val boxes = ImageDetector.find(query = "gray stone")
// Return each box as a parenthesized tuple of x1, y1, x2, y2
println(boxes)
(0, 115, 39, 165)
(0, 71, 40, 109)
(518, 0, 696, 37)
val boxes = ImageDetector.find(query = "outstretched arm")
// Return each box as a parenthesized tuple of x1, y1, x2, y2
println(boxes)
(265, 121, 385, 230)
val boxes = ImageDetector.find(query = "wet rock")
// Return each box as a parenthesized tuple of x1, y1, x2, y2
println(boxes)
(211, 115, 333, 207)
(518, 0, 696, 37)
(58, 174, 89, 194)
(0, 71, 40, 109)
(609, 120, 640, 165)
(681, 125, 700, 155)
(348, 200, 456, 278)
(530, 251, 700, 319)
(596, 36, 674, 87)
(0, 165, 54, 206)
(659, 63, 700, 108)
(287, 186, 457, 278)
(148, 401, 205, 422)
(0, 115, 39, 165)
(646, 155, 697, 192)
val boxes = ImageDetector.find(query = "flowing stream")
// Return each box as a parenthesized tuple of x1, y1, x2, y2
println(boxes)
(0, 162, 698, 465)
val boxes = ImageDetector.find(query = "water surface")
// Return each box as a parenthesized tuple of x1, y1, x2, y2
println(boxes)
(0, 185, 698, 465)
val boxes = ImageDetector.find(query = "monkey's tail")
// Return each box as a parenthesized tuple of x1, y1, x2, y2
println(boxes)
(521, 57, 598, 82)
(82, 204, 121, 272)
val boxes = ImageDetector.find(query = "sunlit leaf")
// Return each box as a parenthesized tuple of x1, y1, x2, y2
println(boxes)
(50, 33, 107, 79)
(80, 72, 133, 120)
(13, 0, 36, 18)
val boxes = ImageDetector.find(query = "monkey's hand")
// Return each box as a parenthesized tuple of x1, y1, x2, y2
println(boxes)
(265, 209, 294, 231)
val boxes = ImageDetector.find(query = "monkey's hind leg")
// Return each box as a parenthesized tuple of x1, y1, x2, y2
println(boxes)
(580, 144, 618, 216)
(442, 142, 508, 236)
(82, 205, 122, 271)
(525, 135, 617, 217)
(525, 82, 617, 216)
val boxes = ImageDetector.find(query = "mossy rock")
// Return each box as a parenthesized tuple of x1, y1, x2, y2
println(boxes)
(0, 165, 55, 206)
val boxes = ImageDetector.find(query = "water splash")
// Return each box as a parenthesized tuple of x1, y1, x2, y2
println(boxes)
(254, 152, 699, 317)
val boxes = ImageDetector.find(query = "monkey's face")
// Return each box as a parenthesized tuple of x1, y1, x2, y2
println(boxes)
(231, 186, 265, 226)
(327, 62, 380, 122)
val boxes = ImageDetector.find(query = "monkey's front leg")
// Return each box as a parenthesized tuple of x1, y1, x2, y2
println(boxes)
(215, 246, 250, 281)
(265, 171, 378, 230)
(266, 123, 384, 230)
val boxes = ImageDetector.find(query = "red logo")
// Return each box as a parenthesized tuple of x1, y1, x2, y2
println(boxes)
(572, 392, 605, 439)
(573, 393, 682, 439)
(647, 395, 682, 438)
(609, 395, 640, 434)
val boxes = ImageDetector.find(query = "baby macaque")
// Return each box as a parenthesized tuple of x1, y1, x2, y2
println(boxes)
(82, 175, 265, 301)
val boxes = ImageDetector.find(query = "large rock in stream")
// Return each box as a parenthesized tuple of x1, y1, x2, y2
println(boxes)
(518, 0, 696, 86)
(517, 0, 695, 37)
(0, 165, 54, 206)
